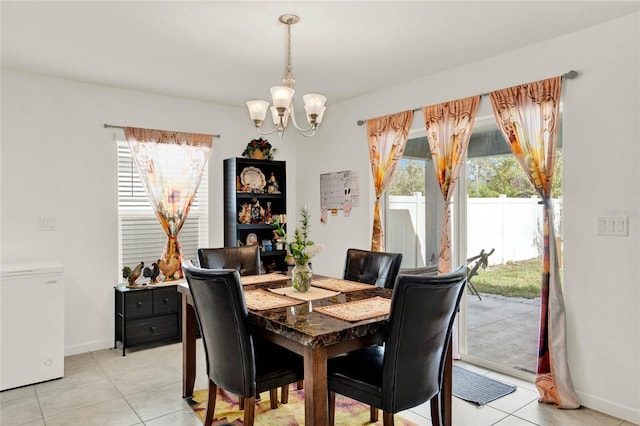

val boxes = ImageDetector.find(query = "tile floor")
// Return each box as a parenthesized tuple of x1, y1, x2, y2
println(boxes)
(0, 340, 636, 426)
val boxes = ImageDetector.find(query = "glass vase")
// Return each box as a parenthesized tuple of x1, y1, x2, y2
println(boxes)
(292, 261, 312, 293)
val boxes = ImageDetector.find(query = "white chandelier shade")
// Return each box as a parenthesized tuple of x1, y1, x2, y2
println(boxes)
(246, 14, 327, 138)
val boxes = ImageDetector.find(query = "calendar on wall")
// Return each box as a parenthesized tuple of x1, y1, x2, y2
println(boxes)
(320, 170, 359, 210)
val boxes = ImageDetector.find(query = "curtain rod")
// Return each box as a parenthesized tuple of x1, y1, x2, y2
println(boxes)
(103, 124, 221, 138)
(355, 70, 579, 126)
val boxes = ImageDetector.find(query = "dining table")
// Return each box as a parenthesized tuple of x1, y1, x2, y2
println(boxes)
(176, 272, 453, 426)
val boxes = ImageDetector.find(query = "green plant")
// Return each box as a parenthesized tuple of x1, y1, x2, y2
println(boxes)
(242, 138, 276, 160)
(287, 207, 323, 264)
(271, 214, 287, 238)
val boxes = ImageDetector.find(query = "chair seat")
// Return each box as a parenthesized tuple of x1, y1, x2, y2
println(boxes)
(328, 346, 384, 408)
(255, 340, 303, 393)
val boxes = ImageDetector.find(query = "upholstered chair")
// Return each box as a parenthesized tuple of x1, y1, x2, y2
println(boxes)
(327, 266, 468, 426)
(182, 262, 303, 426)
(198, 245, 260, 276)
(343, 248, 403, 289)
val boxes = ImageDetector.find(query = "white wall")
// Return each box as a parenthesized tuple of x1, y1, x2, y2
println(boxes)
(0, 70, 298, 354)
(1, 11, 638, 424)
(296, 13, 639, 424)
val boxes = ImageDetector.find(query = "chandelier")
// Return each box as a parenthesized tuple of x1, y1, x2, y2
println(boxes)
(246, 14, 327, 138)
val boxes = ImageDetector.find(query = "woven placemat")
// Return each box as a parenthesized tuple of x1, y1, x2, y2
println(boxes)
(269, 286, 340, 301)
(314, 296, 391, 322)
(240, 273, 289, 286)
(312, 278, 373, 293)
(244, 289, 302, 311)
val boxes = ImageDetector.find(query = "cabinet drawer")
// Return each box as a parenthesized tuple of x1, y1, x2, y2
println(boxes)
(124, 314, 179, 346)
(124, 291, 153, 318)
(153, 287, 179, 314)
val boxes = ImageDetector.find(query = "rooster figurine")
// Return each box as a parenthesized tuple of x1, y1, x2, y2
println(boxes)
(122, 261, 144, 285)
(158, 253, 181, 280)
(143, 262, 160, 284)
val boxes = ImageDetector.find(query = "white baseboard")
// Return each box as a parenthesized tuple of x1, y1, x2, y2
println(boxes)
(576, 390, 640, 425)
(64, 339, 114, 356)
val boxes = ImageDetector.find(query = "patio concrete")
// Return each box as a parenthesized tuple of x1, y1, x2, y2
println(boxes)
(465, 293, 541, 374)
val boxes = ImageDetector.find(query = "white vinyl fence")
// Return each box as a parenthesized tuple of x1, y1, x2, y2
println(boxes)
(387, 194, 562, 267)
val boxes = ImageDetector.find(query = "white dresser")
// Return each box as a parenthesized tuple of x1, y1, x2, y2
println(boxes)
(1, 262, 65, 390)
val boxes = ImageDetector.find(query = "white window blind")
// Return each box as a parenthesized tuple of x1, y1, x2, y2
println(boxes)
(117, 141, 208, 282)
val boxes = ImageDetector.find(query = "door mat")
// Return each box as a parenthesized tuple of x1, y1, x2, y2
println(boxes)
(452, 365, 517, 406)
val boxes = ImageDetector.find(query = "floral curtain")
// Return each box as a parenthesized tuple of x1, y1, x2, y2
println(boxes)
(489, 76, 579, 408)
(124, 127, 213, 281)
(366, 110, 414, 251)
(422, 95, 480, 274)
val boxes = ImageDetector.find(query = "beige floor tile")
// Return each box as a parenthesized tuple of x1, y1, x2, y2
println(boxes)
(0, 387, 43, 426)
(36, 376, 121, 418)
(452, 396, 511, 426)
(485, 383, 539, 414)
(109, 363, 181, 397)
(125, 380, 191, 421)
(493, 414, 538, 425)
(514, 400, 625, 426)
(63, 352, 96, 368)
(0, 385, 37, 404)
(35, 357, 106, 393)
(18, 420, 46, 426)
(43, 397, 140, 426)
(143, 408, 203, 426)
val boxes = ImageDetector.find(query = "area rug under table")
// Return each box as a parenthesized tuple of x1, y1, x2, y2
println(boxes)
(452, 365, 517, 406)
(187, 387, 419, 425)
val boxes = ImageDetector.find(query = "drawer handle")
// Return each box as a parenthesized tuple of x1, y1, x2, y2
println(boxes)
(163, 298, 169, 304)
(137, 301, 143, 307)
(150, 326, 157, 333)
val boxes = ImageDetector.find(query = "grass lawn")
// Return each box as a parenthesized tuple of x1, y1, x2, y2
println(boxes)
(470, 257, 543, 299)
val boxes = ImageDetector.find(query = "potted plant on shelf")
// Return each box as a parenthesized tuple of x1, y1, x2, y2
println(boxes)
(242, 138, 276, 160)
(271, 214, 287, 250)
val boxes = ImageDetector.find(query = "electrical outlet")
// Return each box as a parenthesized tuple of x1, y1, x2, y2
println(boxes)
(595, 216, 627, 236)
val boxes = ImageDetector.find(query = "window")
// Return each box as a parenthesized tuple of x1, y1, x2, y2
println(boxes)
(385, 137, 441, 268)
(117, 141, 208, 282)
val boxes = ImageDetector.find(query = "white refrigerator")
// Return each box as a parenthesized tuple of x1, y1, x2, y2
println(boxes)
(1, 262, 65, 390)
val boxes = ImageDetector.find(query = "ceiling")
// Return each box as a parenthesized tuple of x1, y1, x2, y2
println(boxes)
(2, 1, 638, 108)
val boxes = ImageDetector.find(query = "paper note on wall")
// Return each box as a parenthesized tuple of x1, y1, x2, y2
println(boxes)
(320, 170, 359, 210)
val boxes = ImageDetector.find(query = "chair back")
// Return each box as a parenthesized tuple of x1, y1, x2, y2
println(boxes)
(343, 248, 403, 289)
(182, 261, 257, 398)
(382, 265, 467, 413)
(198, 245, 261, 276)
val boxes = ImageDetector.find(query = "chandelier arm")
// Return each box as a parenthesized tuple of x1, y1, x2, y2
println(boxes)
(254, 123, 281, 136)
(288, 105, 315, 133)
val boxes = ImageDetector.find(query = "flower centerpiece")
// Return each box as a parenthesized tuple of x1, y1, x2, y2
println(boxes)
(287, 206, 323, 293)
(242, 138, 276, 160)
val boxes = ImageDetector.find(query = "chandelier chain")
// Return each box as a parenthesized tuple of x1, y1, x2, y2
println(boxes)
(245, 13, 326, 138)
(284, 20, 294, 87)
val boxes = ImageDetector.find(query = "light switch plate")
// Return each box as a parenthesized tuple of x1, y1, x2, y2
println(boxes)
(39, 216, 57, 231)
(596, 216, 627, 236)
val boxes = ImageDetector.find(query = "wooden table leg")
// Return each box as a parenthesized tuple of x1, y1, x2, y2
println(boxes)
(182, 294, 196, 398)
(303, 346, 328, 426)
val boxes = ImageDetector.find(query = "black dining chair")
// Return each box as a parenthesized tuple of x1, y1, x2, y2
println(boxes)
(198, 245, 261, 276)
(327, 265, 468, 426)
(342, 248, 403, 289)
(182, 261, 303, 426)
